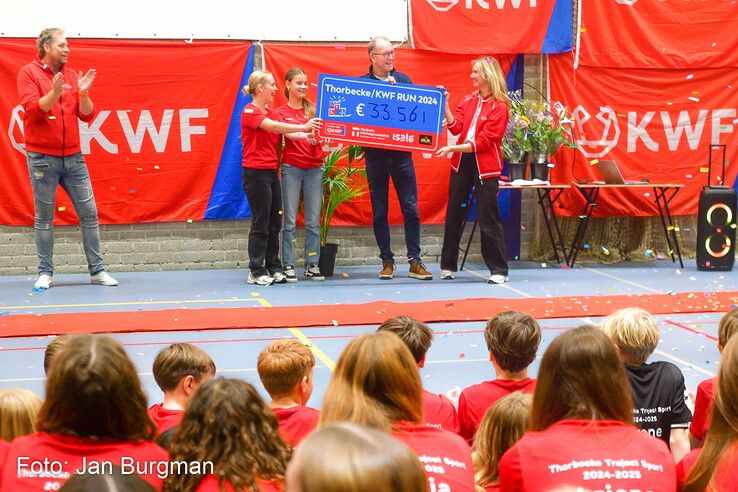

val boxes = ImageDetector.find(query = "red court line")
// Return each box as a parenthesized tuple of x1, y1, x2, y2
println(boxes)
(663, 319, 719, 341)
(1, 290, 735, 339)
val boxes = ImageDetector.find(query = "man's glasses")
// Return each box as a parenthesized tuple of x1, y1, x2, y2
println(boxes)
(371, 50, 395, 60)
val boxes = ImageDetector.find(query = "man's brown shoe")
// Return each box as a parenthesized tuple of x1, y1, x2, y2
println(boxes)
(379, 259, 395, 280)
(409, 260, 433, 280)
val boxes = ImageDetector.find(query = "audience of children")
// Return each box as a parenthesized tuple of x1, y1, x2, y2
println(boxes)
(149, 343, 216, 435)
(498, 326, 676, 491)
(0, 307, 732, 491)
(376, 315, 460, 432)
(320, 332, 477, 491)
(457, 311, 540, 442)
(602, 307, 692, 461)
(257, 340, 320, 447)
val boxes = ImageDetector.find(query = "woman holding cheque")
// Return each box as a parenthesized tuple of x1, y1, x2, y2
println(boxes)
(436, 57, 510, 285)
(241, 70, 321, 286)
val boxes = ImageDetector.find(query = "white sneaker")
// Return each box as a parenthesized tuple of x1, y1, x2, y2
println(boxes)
(247, 273, 274, 286)
(440, 269, 455, 280)
(487, 274, 509, 284)
(283, 266, 298, 283)
(91, 271, 118, 286)
(34, 274, 53, 289)
(271, 271, 287, 284)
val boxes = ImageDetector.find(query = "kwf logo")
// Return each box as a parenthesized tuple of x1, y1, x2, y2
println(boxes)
(425, 0, 537, 11)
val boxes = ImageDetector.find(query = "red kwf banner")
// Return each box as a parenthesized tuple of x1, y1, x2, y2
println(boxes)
(549, 54, 738, 217)
(409, 0, 572, 54)
(0, 39, 249, 226)
(263, 44, 514, 226)
(577, 0, 738, 68)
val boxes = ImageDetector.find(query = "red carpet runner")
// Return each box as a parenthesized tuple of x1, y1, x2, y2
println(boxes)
(1, 291, 735, 338)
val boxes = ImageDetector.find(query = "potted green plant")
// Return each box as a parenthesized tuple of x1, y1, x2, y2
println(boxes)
(502, 92, 533, 181)
(318, 144, 367, 277)
(528, 100, 575, 181)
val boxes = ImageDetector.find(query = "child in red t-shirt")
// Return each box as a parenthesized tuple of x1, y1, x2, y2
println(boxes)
(689, 308, 738, 449)
(458, 311, 540, 443)
(287, 422, 427, 492)
(163, 378, 290, 492)
(0, 335, 168, 491)
(498, 326, 676, 492)
(472, 392, 532, 492)
(678, 335, 738, 491)
(257, 340, 320, 448)
(377, 315, 459, 433)
(148, 343, 216, 436)
(602, 308, 692, 462)
(321, 332, 477, 492)
(240, 70, 321, 286)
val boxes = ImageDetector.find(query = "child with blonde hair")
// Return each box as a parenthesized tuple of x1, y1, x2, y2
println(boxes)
(602, 307, 691, 461)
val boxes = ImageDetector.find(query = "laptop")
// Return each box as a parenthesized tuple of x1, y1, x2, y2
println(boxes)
(596, 159, 641, 185)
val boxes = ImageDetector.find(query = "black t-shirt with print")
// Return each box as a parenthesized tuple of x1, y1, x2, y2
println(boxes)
(625, 361, 692, 446)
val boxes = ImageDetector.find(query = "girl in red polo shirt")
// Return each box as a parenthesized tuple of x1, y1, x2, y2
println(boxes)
(678, 335, 738, 491)
(274, 68, 325, 282)
(240, 70, 321, 286)
(0, 335, 168, 491)
(163, 378, 290, 492)
(320, 332, 477, 492)
(436, 57, 511, 285)
(498, 326, 676, 491)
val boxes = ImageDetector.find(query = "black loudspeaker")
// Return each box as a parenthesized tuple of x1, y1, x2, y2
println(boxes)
(696, 145, 736, 271)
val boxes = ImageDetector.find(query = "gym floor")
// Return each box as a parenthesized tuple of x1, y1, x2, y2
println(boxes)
(0, 260, 728, 408)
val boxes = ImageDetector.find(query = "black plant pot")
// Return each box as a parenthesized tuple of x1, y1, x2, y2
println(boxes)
(508, 162, 528, 181)
(530, 161, 550, 181)
(318, 243, 339, 278)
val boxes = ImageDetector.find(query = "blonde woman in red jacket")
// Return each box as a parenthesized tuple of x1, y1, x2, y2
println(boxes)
(436, 57, 511, 284)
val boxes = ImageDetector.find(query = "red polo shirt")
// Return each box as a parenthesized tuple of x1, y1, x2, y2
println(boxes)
(422, 389, 460, 434)
(195, 475, 282, 492)
(241, 103, 280, 169)
(689, 377, 715, 443)
(17, 58, 97, 156)
(677, 444, 738, 490)
(273, 105, 322, 169)
(147, 403, 183, 435)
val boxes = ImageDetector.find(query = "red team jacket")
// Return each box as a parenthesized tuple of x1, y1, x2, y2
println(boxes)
(0, 432, 169, 491)
(17, 58, 97, 156)
(689, 377, 715, 443)
(447, 94, 509, 179)
(457, 378, 536, 443)
(392, 421, 476, 492)
(498, 420, 676, 492)
(147, 404, 184, 435)
(272, 405, 320, 448)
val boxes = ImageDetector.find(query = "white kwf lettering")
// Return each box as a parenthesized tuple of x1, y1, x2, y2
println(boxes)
(660, 110, 708, 151)
(79, 110, 119, 154)
(627, 111, 658, 152)
(118, 109, 174, 153)
(179, 108, 208, 152)
(712, 108, 736, 145)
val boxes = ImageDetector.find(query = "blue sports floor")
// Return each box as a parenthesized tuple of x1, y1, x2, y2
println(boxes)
(0, 260, 729, 408)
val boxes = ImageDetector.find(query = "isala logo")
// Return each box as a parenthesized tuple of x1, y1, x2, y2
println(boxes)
(426, 0, 537, 11)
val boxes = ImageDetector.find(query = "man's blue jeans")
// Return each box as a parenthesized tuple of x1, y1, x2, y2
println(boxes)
(26, 151, 105, 276)
(281, 163, 323, 269)
(364, 153, 421, 262)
